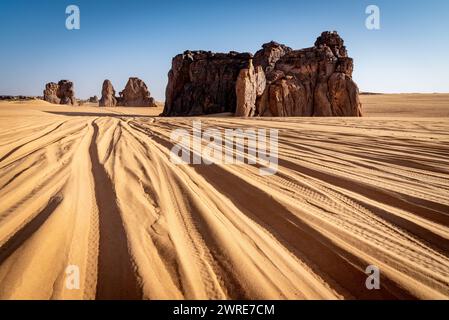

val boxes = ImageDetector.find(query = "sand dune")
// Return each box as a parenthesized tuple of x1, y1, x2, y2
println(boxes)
(0, 98, 449, 299)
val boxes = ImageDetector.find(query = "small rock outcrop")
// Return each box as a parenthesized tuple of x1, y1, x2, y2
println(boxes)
(88, 95, 99, 103)
(0, 96, 39, 101)
(43, 80, 76, 105)
(99, 80, 117, 107)
(163, 31, 362, 117)
(163, 51, 252, 116)
(43, 82, 60, 104)
(118, 77, 157, 107)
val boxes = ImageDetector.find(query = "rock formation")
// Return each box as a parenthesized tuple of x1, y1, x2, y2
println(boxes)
(255, 31, 362, 117)
(235, 60, 266, 117)
(89, 95, 99, 103)
(43, 80, 76, 105)
(253, 41, 292, 73)
(118, 77, 157, 107)
(99, 80, 117, 107)
(57, 80, 76, 105)
(0, 96, 39, 101)
(162, 51, 252, 116)
(163, 31, 362, 117)
(43, 83, 60, 104)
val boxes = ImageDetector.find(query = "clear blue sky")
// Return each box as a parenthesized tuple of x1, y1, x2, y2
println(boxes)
(0, 0, 448, 100)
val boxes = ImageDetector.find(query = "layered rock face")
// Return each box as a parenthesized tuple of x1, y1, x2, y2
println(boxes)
(163, 51, 252, 116)
(43, 80, 76, 105)
(164, 31, 362, 117)
(99, 80, 117, 107)
(118, 77, 157, 107)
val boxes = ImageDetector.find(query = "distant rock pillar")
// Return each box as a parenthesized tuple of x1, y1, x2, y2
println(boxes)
(99, 80, 117, 107)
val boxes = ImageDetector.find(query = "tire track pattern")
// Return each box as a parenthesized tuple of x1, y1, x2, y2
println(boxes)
(1, 113, 449, 299)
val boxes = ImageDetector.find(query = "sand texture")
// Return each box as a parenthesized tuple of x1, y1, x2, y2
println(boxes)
(0, 96, 449, 299)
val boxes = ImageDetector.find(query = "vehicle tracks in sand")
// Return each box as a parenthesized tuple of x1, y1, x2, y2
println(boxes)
(1, 113, 449, 299)
(90, 120, 142, 300)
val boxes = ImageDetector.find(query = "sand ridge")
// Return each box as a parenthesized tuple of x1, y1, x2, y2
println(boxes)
(0, 98, 449, 299)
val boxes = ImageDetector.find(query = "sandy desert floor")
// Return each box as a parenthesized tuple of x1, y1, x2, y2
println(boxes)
(0, 95, 449, 300)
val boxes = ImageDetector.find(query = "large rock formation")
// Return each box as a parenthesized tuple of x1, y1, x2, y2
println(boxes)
(43, 80, 76, 105)
(255, 31, 362, 117)
(163, 31, 362, 117)
(118, 77, 157, 107)
(99, 80, 117, 107)
(163, 51, 252, 116)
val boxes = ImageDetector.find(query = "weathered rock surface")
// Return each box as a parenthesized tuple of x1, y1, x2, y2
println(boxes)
(235, 60, 266, 117)
(118, 77, 157, 107)
(164, 31, 362, 117)
(163, 51, 252, 116)
(89, 95, 99, 103)
(99, 80, 117, 107)
(43, 80, 76, 105)
(43, 82, 60, 104)
(57, 80, 76, 105)
(255, 31, 362, 117)
(253, 41, 292, 72)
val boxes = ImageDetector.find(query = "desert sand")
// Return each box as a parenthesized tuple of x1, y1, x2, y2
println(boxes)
(0, 94, 449, 300)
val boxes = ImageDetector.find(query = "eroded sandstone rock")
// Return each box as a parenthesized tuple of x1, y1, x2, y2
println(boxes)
(164, 31, 362, 117)
(119, 77, 157, 107)
(43, 82, 60, 104)
(163, 51, 252, 116)
(57, 80, 76, 105)
(253, 41, 292, 72)
(235, 60, 266, 117)
(99, 80, 117, 107)
(257, 31, 362, 117)
(43, 80, 76, 105)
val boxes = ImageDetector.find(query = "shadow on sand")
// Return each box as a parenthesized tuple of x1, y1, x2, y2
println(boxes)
(44, 111, 153, 118)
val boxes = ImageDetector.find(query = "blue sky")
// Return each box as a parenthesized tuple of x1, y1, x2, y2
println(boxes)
(0, 0, 448, 100)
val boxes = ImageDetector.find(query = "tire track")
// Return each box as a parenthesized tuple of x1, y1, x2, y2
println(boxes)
(90, 121, 142, 300)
